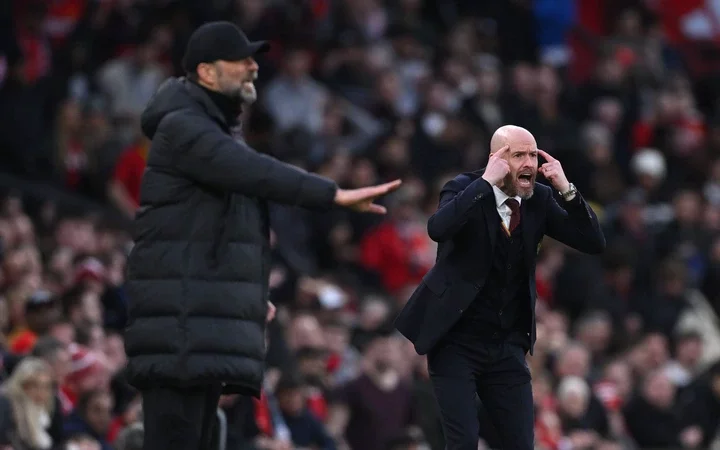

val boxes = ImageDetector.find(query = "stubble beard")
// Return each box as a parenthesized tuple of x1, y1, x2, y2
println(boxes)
(240, 82, 257, 104)
(500, 173, 535, 200)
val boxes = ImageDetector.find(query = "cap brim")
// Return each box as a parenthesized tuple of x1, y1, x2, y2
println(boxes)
(247, 41, 270, 56)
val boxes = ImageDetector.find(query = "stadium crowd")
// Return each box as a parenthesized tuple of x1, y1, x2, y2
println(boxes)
(2, 0, 720, 449)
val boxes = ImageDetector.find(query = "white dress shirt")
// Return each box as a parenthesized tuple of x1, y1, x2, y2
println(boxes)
(492, 186, 522, 231)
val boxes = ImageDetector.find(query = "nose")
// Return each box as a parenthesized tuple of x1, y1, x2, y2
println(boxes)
(248, 57, 259, 71)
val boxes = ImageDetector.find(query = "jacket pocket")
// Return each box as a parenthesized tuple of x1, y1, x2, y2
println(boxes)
(422, 269, 448, 297)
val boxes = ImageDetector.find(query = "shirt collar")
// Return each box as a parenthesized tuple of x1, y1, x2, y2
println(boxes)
(492, 185, 522, 208)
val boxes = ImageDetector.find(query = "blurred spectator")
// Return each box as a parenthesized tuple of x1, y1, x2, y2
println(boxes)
(359, 185, 433, 296)
(63, 389, 113, 450)
(61, 345, 109, 415)
(0, 357, 56, 449)
(274, 373, 336, 449)
(0, 1, 719, 449)
(96, 29, 166, 143)
(327, 332, 415, 450)
(264, 46, 328, 134)
(107, 136, 150, 218)
(7, 290, 61, 355)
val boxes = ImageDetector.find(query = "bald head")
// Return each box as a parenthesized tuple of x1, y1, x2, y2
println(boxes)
(490, 125, 536, 154)
(488, 125, 539, 199)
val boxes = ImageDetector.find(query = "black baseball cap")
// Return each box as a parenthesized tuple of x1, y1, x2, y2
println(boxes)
(182, 21, 270, 73)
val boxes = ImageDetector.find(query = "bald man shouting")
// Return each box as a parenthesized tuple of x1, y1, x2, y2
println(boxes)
(395, 125, 605, 449)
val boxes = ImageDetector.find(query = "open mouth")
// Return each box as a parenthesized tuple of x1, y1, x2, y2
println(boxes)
(243, 72, 258, 89)
(518, 173, 534, 187)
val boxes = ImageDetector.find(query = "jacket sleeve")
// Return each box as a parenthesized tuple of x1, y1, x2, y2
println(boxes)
(162, 110, 337, 209)
(545, 190, 606, 254)
(427, 176, 493, 242)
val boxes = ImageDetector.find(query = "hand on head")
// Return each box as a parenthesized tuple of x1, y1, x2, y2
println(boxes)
(537, 149, 570, 192)
(482, 144, 510, 186)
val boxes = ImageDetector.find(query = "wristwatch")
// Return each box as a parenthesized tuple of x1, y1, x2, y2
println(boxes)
(560, 183, 577, 200)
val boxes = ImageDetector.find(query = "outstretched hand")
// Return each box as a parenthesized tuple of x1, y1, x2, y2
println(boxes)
(334, 179, 402, 214)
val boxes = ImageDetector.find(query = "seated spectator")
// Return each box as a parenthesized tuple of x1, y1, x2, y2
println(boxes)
(275, 373, 336, 450)
(328, 332, 415, 450)
(60, 345, 109, 415)
(8, 290, 62, 355)
(63, 390, 114, 450)
(31, 336, 72, 445)
(556, 376, 602, 448)
(0, 357, 56, 449)
(623, 369, 702, 448)
(106, 393, 141, 444)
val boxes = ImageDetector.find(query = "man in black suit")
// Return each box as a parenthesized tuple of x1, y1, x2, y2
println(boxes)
(394, 125, 605, 450)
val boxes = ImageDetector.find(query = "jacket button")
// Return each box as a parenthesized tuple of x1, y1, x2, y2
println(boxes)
(473, 284, 480, 290)
(459, 309, 464, 314)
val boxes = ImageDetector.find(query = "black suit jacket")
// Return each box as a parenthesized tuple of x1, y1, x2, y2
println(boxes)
(394, 171, 605, 355)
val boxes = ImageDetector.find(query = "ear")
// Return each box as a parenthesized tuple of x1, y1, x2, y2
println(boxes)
(197, 63, 216, 84)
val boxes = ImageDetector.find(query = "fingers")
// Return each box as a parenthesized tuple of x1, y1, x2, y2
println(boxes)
(491, 145, 509, 158)
(360, 179, 402, 199)
(539, 165, 557, 176)
(367, 203, 387, 214)
(537, 149, 556, 162)
(380, 179, 402, 193)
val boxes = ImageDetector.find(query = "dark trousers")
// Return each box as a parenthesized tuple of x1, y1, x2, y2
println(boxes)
(142, 383, 224, 450)
(428, 332, 534, 450)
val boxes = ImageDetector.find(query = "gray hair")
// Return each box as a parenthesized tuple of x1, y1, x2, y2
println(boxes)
(115, 422, 144, 450)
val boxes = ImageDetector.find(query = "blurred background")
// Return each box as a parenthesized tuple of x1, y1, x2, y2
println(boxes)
(1, 0, 720, 449)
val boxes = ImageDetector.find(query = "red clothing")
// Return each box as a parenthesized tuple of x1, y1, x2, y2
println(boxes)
(107, 416, 125, 443)
(44, 0, 88, 47)
(63, 139, 88, 190)
(113, 143, 148, 207)
(60, 385, 77, 415)
(16, 28, 52, 84)
(254, 392, 274, 436)
(359, 221, 431, 294)
(306, 388, 328, 422)
(535, 274, 553, 307)
(9, 329, 37, 354)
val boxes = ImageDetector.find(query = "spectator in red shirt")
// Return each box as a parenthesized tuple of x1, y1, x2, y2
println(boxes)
(359, 187, 434, 295)
(107, 136, 149, 218)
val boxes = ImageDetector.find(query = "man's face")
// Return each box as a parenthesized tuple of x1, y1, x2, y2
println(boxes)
(210, 58, 259, 104)
(85, 393, 113, 435)
(50, 348, 72, 383)
(499, 141, 538, 199)
(277, 389, 305, 416)
(27, 305, 61, 333)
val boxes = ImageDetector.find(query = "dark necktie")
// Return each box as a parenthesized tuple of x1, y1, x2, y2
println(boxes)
(505, 198, 521, 232)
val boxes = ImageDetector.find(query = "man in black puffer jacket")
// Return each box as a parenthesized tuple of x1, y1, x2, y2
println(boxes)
(123, 22, 400, 450)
